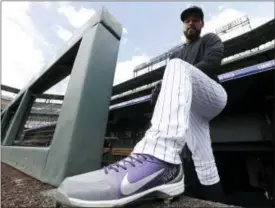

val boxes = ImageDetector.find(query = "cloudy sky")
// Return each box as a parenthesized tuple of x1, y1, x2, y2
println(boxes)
(2, 1, 274, 95)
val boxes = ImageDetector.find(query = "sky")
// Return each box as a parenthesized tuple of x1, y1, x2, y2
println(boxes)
(1, 1, 274, 95)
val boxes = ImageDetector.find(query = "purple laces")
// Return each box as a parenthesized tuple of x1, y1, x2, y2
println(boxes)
(104, 154, 154, 174)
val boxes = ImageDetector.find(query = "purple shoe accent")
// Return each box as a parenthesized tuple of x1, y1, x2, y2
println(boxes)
(104, 154, 181, 196)
(103, 154, 156, 174)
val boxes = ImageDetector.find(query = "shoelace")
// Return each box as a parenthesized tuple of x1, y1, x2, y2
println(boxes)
(104, 154, 154, 174)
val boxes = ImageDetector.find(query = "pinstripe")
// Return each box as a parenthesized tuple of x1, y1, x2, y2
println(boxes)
(173, 63, 191, 163)
(164, 61, 176, 161)
(133, 58, 227, 184)
(190, 113, 211, 160)
(173, 62, 182, 163)
(185, 63, 226, 184)
(152, 62, 173, 156)
(140, 62, 172, 154)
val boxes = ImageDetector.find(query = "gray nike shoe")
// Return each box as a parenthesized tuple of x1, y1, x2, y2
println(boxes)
(56, 154, 184, 207)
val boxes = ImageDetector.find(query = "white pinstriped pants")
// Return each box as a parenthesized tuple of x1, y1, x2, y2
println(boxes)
(133, 58, 228, 185)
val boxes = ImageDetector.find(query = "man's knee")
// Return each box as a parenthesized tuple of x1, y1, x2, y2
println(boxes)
(167, 58, 192, 69)
(164, 59, 193, 80)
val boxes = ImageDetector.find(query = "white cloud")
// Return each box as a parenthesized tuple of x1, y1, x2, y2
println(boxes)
(2, 2, 73, 96)
(202, 8, 247, 40)
(121, 38, 128, 45)
(46, 54, 151, 94)
(123, 28, 128, 34)
(198, 4, 205, 10)
(2, 2, 48, 89)
(113, 54, 150, 85)
(134, 47, 142, 53)
(218, 4, 228, 11)
(121, 28, 129, 44)
(57, 3, 96, 28)
(55, 25, 73, 42)
(250, 16, 272, 30)
(39, 2, 53, 9)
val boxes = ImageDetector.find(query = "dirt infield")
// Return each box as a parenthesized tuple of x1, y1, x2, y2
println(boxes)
(1, 163, 55, 207)
(1, 162, 237, 208)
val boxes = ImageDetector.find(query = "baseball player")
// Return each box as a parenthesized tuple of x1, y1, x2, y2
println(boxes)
(56, 6, 228, 207)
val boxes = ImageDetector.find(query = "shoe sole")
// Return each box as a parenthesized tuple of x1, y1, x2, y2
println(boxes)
(55, 177, 184, 207)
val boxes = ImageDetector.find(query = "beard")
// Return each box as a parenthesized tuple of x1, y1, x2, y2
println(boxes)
(184, 27, 201, 41)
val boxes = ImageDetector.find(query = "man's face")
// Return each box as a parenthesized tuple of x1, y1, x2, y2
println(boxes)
(183, 15, 204, 40)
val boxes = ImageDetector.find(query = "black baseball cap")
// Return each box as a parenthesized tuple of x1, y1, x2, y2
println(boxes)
(180, 6, 204, 22)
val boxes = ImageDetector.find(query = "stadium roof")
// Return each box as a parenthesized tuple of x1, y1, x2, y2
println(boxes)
(1, 85, 64, 101)
(223, 18, 275, 57)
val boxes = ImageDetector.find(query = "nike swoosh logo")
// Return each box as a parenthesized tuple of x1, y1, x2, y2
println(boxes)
(120, 168, 164, 196)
